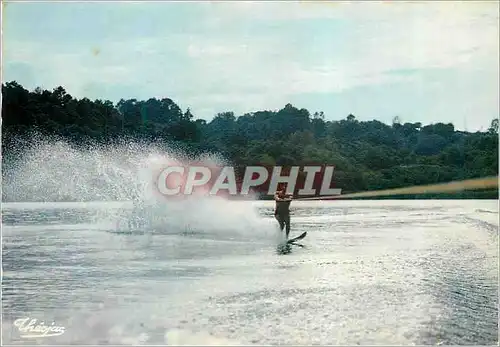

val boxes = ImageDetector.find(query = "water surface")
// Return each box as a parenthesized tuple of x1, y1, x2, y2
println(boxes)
(2, 200, 498, 345)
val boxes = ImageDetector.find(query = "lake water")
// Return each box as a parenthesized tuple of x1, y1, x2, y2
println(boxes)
(1, 199, 498, 345)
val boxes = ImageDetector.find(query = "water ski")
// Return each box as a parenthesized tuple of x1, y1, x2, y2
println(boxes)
(287, 231, 307, 244)
(276, 232, 307, 255)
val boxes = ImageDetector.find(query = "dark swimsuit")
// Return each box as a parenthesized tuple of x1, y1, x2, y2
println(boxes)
(275, 199, 291, 235)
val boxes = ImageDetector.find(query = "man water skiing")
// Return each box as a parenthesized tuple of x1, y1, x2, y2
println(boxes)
(274, 185, 293, 239)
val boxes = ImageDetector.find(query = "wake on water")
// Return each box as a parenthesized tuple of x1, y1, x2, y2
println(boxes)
(3, 135, 286, 345)
(2, 136, 279, 243)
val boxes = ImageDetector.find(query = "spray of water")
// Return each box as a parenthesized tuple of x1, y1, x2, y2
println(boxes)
(2, 135, 276, 239)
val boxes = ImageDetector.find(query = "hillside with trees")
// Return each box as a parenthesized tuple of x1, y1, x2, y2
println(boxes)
(2, 81, 498, 200)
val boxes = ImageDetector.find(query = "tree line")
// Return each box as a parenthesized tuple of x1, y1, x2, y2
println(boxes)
(2, 81, 498, 199)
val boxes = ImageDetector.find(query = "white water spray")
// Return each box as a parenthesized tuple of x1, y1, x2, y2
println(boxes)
(2, 136, 276, 239)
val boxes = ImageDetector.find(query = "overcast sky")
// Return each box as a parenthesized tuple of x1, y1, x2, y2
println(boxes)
(3, 1, 499, 131)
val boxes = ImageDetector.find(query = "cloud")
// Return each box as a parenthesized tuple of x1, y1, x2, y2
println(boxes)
(179, 2, 499, 95)
(2, 1, 498, 128)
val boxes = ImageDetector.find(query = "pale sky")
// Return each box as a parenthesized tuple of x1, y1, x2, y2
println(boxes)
(3, 1, 499, 131)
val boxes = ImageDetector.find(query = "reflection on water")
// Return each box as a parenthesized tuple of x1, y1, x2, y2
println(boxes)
(1, 200, 498, 345)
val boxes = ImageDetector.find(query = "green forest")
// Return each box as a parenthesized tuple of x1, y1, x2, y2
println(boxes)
(2, 81, 498, 199)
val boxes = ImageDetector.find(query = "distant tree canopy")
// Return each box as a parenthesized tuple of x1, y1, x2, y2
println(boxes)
(2, 81, 498, 199)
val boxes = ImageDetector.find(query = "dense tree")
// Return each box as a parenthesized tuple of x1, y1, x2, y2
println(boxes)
(2, 81, 498, 200)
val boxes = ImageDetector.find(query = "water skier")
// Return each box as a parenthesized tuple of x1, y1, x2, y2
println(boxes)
(274, 185, 293, 239)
